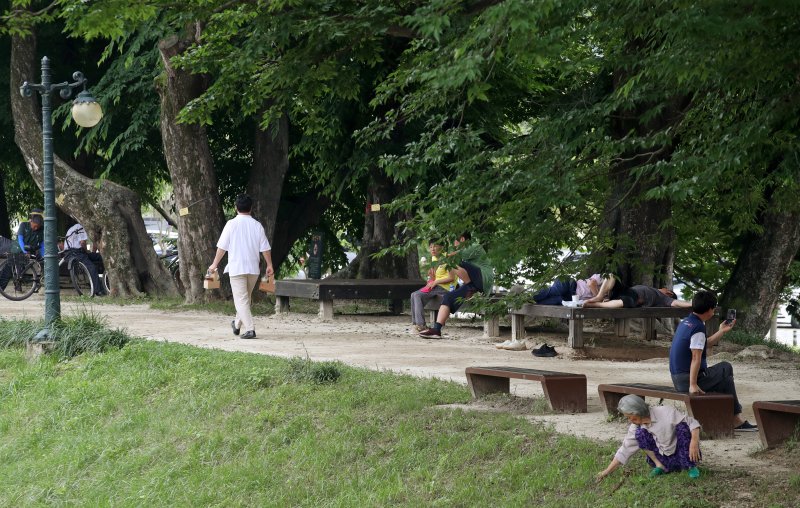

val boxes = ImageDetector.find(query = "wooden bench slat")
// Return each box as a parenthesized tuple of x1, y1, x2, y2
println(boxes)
(598, 383, 734, 438)
(753, 400, 800, 449)
(466, 366, 587, 413)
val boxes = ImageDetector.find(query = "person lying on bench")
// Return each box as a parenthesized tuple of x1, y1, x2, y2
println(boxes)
(530, 273, 604, 305)
(583, 274, 691, 308)
(596, 394, 701, 481)
(419, 233, 493, 339)
(669, 290, 757, 432)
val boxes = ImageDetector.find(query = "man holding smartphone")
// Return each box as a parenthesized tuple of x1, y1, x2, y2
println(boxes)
(668, 290, 758, 432)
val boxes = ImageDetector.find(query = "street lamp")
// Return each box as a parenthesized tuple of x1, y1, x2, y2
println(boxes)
(19, 56, 103, 341)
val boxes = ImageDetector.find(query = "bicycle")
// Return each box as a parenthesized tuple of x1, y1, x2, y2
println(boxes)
(0, 252, 42, 301)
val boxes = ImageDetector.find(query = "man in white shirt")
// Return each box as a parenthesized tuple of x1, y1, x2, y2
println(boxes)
(64, 222, 107, 296)
(208, 194, 274, 339)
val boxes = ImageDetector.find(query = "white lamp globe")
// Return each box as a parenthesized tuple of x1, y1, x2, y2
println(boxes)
(71, 90, 103, 128)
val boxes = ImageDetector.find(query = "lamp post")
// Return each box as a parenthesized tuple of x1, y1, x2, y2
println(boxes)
(20, 56, 103, 341)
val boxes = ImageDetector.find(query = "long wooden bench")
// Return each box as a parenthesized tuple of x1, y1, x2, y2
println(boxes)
(423, 294, 502, 338)
(466, 366, 587, 413)
(275, 279, 425, 320)
(598, 383, 734, 438)
(753, 400, 800, 449)
(510, 303, 720, 348)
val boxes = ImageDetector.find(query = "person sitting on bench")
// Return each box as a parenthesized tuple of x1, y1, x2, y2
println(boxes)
(583, 274, 691, 308)
(669, 290, 757, 432)
(419, 233, 493, 339)
(410, 241, 455, 332)
(531, 273, 604, 305)
(596, 394, 701, 481)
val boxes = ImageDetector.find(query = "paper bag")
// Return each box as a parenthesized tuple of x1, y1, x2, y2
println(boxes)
(204, 269, 220, 289)
(259, 275, 275, 293)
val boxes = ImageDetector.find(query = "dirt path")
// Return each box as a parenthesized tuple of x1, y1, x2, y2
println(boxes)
(3, 295, 799, 476)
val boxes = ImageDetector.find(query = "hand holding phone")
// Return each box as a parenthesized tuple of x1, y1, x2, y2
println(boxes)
(724, 308, 736, 325)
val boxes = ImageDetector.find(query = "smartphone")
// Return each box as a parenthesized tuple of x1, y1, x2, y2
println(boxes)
(725, 309, 736, 324)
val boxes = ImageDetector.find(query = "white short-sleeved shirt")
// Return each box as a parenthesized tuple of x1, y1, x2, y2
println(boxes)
(65, 223, 88, 250)
(216, 214, 271, 276)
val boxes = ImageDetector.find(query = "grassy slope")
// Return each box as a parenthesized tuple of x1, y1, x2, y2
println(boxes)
(0, 341, 798, 507)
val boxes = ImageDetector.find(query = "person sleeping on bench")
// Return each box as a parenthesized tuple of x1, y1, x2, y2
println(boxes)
(583, 274, 691, 308)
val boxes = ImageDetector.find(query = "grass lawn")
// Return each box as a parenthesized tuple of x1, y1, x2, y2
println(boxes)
(1, 337, 798, 506)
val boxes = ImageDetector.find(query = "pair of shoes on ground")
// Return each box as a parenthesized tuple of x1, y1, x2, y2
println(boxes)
(494, 339, 527, 351)
(419, 327, 442, 339)
(532, 343, 557, 357)
(734, 420, 758, 432)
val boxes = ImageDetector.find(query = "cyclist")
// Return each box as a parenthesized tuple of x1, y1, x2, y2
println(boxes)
(17, 208, 45, 257)
(64, 222, 107, 296)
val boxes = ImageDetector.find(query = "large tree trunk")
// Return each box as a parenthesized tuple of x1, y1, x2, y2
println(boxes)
(336, 173, 418, 279)
(157, 30, 226, 303)
(10, 33, 177, 297)
(248, 111, 289, 244)
(720, 205, 800, 335)
(271, 190, 331, 269)
(0, 174, 10, 238)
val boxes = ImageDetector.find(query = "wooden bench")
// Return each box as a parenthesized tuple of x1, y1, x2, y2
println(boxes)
(466, 366, 587, 413)
(510, 304, 720, 348)
(598, 383, 734, 438)
(423, 294, 502, 338)
(753, 400, 800, 449)
(274, 279, 425, 320)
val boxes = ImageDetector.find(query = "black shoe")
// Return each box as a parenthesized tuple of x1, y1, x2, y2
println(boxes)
(734, 421, 758, 432)
(231, 320, 240, 336)
(240, 330, 257, 340)
(419, 327, 442, 339)
(532, 344, 557, 357)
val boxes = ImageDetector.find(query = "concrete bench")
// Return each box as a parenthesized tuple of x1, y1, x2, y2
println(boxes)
(274, 279, 425, 320)
(466, 366, 587, 413)
(753, 400, 800, 449)
(510, 304, 720, 348)
(598, 383, 734, 438)
(423, 294, 501, 338)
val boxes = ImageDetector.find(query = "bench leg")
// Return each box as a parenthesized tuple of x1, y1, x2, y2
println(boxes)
(615, 318, 629, 337)
(754, 406, 800, 449)
(642, 317, 656, 341)
(483, 315, 500, 338)
(318, 298, 334, 320)
(428, 309, 437, 324)
(275, 295, 290, 314)
(389, 299, 403, 315)
(568, 318, 584, 348)
(511, 314, 526, 341)
(597, 388, 626, 415)
(686, 397, 735, 439)
(466, 373, 510, 398)
(541, 377, 587, 413)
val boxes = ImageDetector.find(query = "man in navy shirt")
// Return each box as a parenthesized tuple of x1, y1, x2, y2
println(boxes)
(668, 290, 757, 431)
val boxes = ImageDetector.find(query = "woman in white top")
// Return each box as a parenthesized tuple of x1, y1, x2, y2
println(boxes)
(597, 395, 702, 481)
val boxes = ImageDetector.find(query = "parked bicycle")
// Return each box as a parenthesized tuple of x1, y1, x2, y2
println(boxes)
(0, 248, 110, 301)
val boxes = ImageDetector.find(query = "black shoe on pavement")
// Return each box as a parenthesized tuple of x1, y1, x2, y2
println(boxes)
(532, 343, 557, 357)
(419, 328, 442, 339)
(734, 421, 758, 432)
(231, 320, 240, 336)
(240, 330, 257, 340)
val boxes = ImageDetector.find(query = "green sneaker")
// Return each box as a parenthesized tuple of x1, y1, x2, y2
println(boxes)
(688, 467, 700, 479)
(649, 467, 665, 478)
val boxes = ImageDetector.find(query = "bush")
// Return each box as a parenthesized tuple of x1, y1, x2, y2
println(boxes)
(0, 312, 132, 359)
(286, 356, 342, 384)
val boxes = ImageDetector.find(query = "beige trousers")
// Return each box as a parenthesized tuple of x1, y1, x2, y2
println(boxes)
(230, 273, 259, 333)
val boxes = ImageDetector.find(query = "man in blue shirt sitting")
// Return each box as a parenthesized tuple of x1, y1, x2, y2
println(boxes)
(668, 290, 757, 432)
